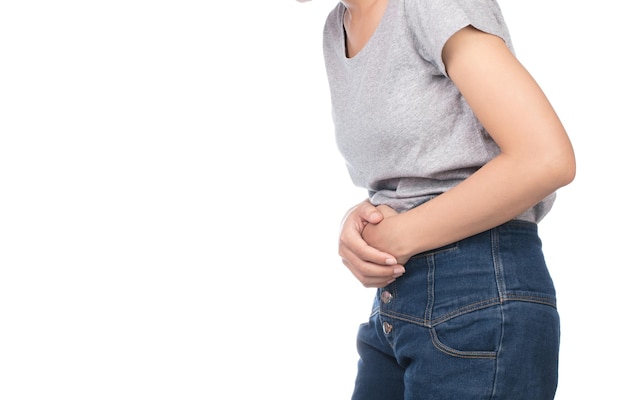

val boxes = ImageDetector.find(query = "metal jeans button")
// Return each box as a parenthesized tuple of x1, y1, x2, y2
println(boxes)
(381, 290, 393, 304)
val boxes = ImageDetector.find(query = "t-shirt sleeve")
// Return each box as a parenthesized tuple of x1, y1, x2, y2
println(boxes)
(404, 0, 512, 77)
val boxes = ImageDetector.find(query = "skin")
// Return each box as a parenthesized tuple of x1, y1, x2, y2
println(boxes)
(338, 0, 576, 288)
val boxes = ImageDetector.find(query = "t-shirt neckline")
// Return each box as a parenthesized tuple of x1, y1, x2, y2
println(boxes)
(341, 0, 394, 61)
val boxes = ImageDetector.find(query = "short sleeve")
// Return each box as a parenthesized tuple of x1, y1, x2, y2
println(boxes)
(404, 0, 512, 76)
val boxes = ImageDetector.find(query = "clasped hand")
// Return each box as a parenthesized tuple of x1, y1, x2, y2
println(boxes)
(338, 200, 408, 288)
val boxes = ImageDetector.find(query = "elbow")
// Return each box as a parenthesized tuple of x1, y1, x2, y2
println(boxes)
(561, 154, 576, 186)
(556, 143, 576, 187)
(542, 147, 577, 190)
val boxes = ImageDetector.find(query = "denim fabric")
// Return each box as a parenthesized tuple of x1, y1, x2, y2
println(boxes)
(352, 220, 560, 400)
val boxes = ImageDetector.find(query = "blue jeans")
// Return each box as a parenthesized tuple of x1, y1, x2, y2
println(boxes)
(352, 220, 560, 400)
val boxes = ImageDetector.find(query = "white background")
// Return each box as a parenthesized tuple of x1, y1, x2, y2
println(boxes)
(0, 1, 623, 399)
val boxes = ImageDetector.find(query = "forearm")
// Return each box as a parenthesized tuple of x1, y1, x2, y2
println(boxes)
(366, 151, 574, 261)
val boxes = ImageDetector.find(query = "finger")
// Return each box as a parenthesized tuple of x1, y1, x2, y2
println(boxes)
(342, 255, 405, 288)
(341, 247, 405, 279)
(343, 200, 383, 227)
(339, 229, 397, 266)
(375, 204, 398, 218)
(356, 200, 383, 224)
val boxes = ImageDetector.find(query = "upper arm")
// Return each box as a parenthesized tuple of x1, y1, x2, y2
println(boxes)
(442, 26, 574, 169)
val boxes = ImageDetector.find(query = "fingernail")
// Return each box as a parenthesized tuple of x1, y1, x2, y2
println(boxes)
(393, 267, 405, 275)
(385, 258, 397, 265)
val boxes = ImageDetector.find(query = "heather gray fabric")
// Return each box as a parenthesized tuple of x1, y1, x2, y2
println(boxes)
(323, 0, 555, 222)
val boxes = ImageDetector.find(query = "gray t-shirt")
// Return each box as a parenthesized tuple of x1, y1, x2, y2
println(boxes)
(323, 0, 555, 222)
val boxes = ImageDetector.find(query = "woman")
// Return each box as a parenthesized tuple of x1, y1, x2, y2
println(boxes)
(319, 0, 576, 398)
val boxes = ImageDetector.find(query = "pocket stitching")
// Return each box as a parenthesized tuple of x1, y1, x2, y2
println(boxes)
(429, 326, 497, 359)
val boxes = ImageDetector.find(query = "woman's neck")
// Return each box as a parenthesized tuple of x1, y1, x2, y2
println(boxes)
(341, 0, 388, 58)
(342, 0, 384, 18)
(342, 0, 387, 27)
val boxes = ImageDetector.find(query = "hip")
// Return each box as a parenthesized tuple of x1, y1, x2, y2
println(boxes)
(372, 220, 557, 326)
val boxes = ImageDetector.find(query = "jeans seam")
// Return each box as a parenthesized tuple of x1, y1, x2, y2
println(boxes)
(376, 296, 557, 326)
(501, 294, 557, 308)
(424, 254, 435, 323)
(428, 326, 497, 359)
(491, 227, 506, 302)
(492, 299, 505, 399)
(430, 298, 501, 326)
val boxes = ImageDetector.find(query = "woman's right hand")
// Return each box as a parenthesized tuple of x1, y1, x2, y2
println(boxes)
(338, 200, 406, 288)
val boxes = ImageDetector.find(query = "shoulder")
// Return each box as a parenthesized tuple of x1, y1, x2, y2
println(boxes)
(323, 2, 345, 47)
(323, 2, 344, 34)
(402, 0, 513, 74)
(402, 0, 510, 37)
(323, 3, 347, 67)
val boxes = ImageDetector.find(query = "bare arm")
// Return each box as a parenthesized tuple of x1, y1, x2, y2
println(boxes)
(362, 26, 576, 263)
